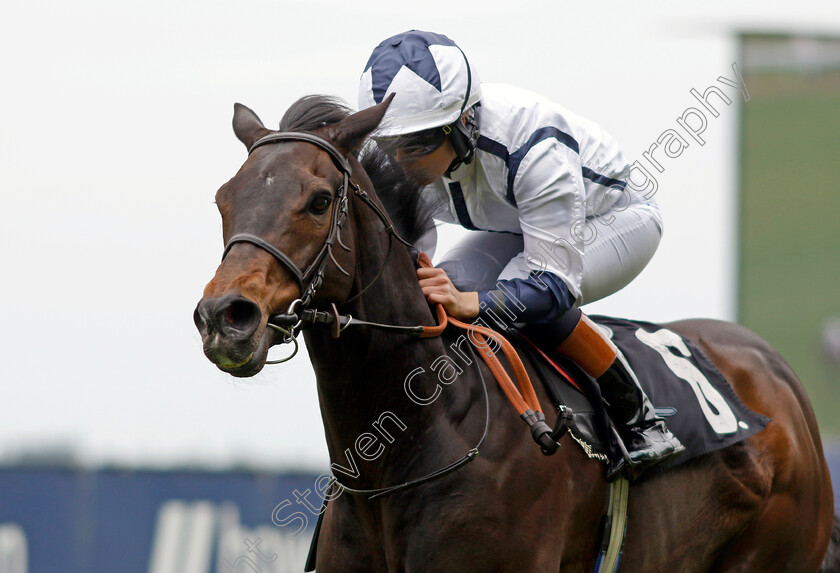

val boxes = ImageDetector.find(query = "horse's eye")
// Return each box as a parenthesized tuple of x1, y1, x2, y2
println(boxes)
(308, 193, 333, 215)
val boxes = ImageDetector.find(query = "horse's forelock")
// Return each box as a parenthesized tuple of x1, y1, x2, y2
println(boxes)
(279, 95, 354, 132)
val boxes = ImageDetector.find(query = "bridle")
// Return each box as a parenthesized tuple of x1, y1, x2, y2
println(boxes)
(218, 130, 497, 508)
(218, 130, 563, 510)
(221, 131, 415, 355)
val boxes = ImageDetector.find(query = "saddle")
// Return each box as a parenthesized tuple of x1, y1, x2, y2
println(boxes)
(505, 316, 771, 479)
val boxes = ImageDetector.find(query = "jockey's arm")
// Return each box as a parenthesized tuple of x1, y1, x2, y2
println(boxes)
(416, 264, 576, 324)
(418, 136, 586, 323)
(473, 136, 586, 324)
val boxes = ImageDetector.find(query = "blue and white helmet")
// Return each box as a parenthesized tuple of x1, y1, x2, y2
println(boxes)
(358, 30, 481, 138)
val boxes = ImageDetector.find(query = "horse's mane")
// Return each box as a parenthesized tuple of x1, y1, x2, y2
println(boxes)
(279, 95, 439, 245)
(358, 147, 439, 245)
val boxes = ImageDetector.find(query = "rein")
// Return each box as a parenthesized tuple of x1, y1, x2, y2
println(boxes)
(333, 339, 491, 500)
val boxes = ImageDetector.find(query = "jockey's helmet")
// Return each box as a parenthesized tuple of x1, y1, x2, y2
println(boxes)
(358, 30, 481, 170)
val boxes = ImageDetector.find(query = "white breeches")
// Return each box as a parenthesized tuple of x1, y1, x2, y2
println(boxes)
(437, 201, 662, 306)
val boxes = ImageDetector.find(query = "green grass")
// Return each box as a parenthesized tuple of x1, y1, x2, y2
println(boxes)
(739, 81, 840, 435)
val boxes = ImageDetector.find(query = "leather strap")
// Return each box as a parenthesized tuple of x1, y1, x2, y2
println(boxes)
(448, 316, 542, 416)
(249, 131, 351, 173)
(415, 251, 544, 418)
(223, 233, 305, 292)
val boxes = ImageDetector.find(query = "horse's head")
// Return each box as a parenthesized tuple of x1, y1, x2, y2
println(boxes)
(194, 96, 393, 377)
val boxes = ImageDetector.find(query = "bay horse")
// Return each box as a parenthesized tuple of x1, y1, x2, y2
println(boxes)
(194, 95, 839, 572)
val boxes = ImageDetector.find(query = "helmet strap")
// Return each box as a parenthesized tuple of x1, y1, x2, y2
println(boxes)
(445, 46, 479, 177)
(445, 104, 480, 177)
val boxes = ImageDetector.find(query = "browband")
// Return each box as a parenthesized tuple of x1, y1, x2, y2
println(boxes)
(248, 132, 351, 174)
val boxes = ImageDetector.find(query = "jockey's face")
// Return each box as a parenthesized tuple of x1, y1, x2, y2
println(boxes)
(394, 137, 456, 186)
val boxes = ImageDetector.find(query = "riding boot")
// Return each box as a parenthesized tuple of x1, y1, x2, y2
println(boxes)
(551, 312, 685, 469)
(595, 349, 686, 467)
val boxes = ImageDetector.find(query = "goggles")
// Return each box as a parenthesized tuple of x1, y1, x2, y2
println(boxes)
(374, 125, 451, 157)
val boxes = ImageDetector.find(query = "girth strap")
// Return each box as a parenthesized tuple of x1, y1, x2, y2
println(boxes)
(593, 477, 630, 573)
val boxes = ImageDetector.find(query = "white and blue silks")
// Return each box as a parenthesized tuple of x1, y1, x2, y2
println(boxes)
(418, 83, 663, 323)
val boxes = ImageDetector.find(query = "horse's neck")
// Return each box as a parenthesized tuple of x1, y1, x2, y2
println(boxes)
(305, 223, 467, 485)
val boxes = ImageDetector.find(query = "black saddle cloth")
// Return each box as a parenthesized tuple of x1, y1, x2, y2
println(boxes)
(510, 316, 771, 475)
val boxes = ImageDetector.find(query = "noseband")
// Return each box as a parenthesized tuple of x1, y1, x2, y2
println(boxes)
(221, 131, 413, 348)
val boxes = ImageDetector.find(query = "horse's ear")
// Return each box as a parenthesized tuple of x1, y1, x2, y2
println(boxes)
(233, 103, 272, 150)
(327, 94, 395, 155)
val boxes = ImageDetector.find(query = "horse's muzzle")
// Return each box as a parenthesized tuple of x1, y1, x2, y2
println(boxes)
(194, 294, 267, 374)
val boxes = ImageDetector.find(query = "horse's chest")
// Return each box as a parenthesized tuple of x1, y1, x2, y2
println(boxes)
(319, 494, 565, 573)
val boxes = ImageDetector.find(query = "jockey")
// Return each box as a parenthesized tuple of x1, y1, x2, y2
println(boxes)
(358, 30, 684, 469)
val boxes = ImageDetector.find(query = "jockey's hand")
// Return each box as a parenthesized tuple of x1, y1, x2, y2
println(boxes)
(416, 267, 479, 319)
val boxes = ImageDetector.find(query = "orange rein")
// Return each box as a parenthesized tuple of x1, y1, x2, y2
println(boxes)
(447, 316, 543, 417)
(416, 252, 545, 419)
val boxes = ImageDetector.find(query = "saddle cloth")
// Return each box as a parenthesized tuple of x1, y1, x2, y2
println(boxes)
(512, 316, 771, 475)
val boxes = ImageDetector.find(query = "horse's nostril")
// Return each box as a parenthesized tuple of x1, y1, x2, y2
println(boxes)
(195, 295, 262, 340)
(219, 298, 262, 336)
(194, 300, 212, 332)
